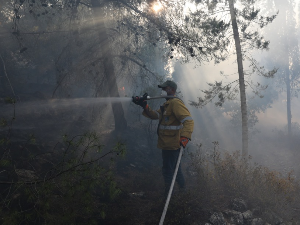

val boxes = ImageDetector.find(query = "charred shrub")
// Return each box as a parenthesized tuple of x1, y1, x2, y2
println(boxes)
(188, 145, 300, 221)
(0, 132, 125, 224)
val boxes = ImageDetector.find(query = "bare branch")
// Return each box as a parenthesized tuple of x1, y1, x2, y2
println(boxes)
(0, 53, 15, 97)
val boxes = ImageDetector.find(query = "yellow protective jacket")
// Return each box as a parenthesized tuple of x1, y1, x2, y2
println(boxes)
(142, 98, 194, 150)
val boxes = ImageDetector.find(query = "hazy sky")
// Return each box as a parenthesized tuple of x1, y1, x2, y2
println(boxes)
(173, 0, 300, 136)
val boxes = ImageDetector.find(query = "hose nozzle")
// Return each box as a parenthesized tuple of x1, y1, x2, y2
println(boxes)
(132, 93, 149, 104)
(132, 93, 178, 103)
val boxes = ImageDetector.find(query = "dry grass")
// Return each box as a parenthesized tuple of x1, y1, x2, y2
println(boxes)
(187, 145, 300, 221)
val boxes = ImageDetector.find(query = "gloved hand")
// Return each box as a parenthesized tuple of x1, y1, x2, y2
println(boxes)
(133, 93, 148, 109)
(180, 137, 189, 148)
(140, 100, 148, 109)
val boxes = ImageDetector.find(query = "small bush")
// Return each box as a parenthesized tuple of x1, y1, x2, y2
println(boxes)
(0, 132, 126, 224)
(188, 144, 300, 220)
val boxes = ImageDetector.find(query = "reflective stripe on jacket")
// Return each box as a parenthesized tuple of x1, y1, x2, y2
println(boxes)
(142, 98, 194, 150)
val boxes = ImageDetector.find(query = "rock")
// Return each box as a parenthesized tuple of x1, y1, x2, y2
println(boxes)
(242, 210, 253, 224)
(252, 207, 262, 216)
(262, 210, 283, 225)
(223, 209, 240, 217)
(223, 209, 244, 224)
(209, 212, 226, 225)
(230, 198, 247, 212)
(188, 170, 197, 176)
(15, 169, 38, 181)
(242, 210, 253, 220)
(251, 218, 264, 225)
(230, 212, 244, 225)
(128, 192, 144, 197)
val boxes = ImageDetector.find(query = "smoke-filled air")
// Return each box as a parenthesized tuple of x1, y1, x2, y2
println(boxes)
(1, 0, 300, 224)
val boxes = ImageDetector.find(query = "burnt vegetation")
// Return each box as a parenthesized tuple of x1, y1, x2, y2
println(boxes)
(1, 111, 300, 224)
(1, 0, 300, 224)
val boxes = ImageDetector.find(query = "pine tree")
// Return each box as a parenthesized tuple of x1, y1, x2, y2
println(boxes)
(190, 0, 277, 156)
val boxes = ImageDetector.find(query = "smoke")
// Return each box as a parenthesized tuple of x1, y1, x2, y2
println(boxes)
(168, 1, 300, 175)
(1, 0, 299, 177)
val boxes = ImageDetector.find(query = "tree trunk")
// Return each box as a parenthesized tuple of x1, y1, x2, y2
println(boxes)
(286, 67, 292, 143)
(0, 52, 13, 97)
(228, 0, 248, 156)
(91, 0, 127, 131)
(274, 0, 292, 146)
(0, 54, 6, 96)
(283, 5, 292, 144)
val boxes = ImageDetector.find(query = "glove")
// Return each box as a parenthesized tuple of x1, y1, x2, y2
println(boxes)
(180, 137, 189, 148)
(133, 93, 148, 109)
(140, 100, 148, 109)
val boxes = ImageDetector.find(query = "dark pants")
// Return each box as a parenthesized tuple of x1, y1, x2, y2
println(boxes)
(162, 149, 185, 194)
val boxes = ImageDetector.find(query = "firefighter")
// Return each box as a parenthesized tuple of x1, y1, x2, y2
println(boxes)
(133, 80, 194, 195)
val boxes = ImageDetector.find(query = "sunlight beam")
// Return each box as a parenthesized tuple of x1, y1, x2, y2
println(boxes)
(152, 1, 163, 13)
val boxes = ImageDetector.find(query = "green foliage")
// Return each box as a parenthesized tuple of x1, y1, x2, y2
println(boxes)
(4, 97, 16, 104)
(0, 118, 8, 127)
(190, 80, 237, 108)
(201, 18, 230, 37)
(192, 0, 278, 116)
(0, 132, 126, 224)
(0, 137, 9, 146)
(0, 159, 11, 166)
(113, 141, 126, 157)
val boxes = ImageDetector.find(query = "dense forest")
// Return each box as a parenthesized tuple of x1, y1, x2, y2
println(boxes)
(1, 0, 300, 224)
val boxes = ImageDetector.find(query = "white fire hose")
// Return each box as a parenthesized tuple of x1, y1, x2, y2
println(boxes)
(159, 146, 184, 225)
